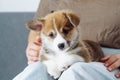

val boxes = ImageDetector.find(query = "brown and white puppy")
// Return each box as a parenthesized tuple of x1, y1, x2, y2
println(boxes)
(26, 10, 104, 79)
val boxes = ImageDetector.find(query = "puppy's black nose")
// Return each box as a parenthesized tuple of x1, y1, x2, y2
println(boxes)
(58, 43, 65, 50)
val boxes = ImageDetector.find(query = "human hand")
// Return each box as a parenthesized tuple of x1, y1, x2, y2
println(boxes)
(101, 54, 120, 78)
(26, 36, 41, 64)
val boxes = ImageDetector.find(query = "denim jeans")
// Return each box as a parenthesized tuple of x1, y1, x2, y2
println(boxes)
(13, 47, 120, 80)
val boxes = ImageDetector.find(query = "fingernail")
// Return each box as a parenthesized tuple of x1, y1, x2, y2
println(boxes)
(100, 58, 104, 61)
(108, 67, 112, 71)
(33, 57, 39, 61)
(116, 74, 120, 78)
(30, 52, 35, 56)
(105, 63, 108, 66)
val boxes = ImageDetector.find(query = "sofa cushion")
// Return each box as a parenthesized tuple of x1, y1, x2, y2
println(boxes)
(35, 0, 120, 48)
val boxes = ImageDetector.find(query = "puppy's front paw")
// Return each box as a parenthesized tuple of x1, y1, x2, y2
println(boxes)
(58, 63, 70, 71)
(48, 69, 61, 79)
(43, 60, 61, 79)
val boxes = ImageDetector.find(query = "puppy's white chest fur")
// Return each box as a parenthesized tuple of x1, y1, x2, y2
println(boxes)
(40, 35, 84, 79)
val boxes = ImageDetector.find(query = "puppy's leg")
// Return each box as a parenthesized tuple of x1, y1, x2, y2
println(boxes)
(43, 60, 61, 79)
(82, 40, 104, 61)
(56, 54, 84, 71)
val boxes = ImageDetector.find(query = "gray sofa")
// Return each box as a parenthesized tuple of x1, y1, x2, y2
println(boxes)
(0, 12, 35, 80)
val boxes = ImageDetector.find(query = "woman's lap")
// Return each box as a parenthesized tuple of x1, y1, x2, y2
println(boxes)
(13, 62, 54, 80)
(59, 62, 119, 80)
(13, 61, 120, 80)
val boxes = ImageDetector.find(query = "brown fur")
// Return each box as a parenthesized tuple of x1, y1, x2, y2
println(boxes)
(78, 40, 104, 62)
(41, 10, 80, 40)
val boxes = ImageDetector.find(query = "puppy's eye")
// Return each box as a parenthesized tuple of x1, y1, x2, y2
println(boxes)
(63, 28, 69, 34)
(49, 32, 54, 38)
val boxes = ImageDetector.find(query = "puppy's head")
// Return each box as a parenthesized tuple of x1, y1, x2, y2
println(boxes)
(26, 10, 80, 53)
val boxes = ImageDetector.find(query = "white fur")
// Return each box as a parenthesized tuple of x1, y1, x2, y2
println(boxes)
(43, 50, 84, 79)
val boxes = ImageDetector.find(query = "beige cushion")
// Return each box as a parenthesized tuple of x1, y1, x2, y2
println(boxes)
(35, 0, 120, 48)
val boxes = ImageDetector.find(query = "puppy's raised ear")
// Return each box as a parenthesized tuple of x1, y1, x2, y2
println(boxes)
(63, 12, 80, 27)
(26, 18, 45, 31)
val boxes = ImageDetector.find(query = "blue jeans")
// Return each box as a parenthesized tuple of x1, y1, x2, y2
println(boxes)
(13, 47, 120, 80)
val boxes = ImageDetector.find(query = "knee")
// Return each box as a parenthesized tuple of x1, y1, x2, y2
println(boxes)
(69, 62, 86, 70)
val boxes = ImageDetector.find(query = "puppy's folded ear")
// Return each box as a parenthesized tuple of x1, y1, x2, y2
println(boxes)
(63, 12, 80, 27)
(26, 18, 45, 31)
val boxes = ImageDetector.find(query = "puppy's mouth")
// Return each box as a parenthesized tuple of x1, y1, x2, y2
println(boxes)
(67, 40, 71, 46)
(66, 38, 79, 51)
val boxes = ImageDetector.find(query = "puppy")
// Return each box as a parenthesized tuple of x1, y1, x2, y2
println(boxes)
(26, 10, 104, 79)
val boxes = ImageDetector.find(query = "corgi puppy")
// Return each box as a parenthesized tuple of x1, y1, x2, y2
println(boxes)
(26, 10, 104, 79)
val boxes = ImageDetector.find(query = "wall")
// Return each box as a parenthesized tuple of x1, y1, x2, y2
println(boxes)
(0, 0, 40, 12)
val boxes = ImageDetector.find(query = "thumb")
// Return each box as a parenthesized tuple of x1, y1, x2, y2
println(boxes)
(34, 36, 41, 45)
(36, 36, 41, 41)
(100, 55, 111, 61)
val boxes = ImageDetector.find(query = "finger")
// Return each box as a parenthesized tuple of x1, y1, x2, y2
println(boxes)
(27, 50, 39, 57)
(105, 56, 117, 67)
(35, 36, 41, 44)
(115, 72, 120, 78)
(101, 55, 111, 61)
(28, 56, 39, 62)
(107, 59, 120, 71)
(27, 55, 39, 65)
(34, 42, 41, 47)
(29, 43, 40, 51)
